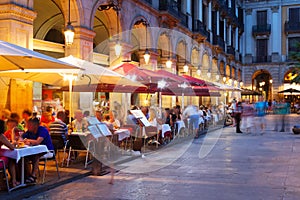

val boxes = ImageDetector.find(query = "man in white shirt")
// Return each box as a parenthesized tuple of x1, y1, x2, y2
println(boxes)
(183, 105, 199, 138)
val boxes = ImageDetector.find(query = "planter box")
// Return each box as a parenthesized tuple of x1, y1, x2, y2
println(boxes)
(292, 126, 300, 134)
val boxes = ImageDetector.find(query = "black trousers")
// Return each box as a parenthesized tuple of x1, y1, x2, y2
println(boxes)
(235, 113, 242, 133)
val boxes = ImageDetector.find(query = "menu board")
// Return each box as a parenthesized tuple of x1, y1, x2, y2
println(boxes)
(130, 109, 151, 127)
(87, 116, 100, 125)
(96, 123, 112, 136)
(88, 125, 102, 139)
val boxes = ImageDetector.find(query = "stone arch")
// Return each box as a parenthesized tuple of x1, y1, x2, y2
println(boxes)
(34, 1, 64, 41)
(191, 47, 200, 67)
(175, 38, 188, 62)
(91, 1, 122, 54)
(252, 69, 273, 100)
(212, 57, 219, 81)
(89, 0, 112, 29)
(157, 33, 172, 69)
(191, 47, 200, 76)
(131, 16, 152, 51)
(219, 60, 225, 77)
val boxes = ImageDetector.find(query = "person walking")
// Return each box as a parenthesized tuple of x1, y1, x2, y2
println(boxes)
(254, 96, 267, 135)
(182, 105, 199, 138)
(241, 99, 255, 134)
(235, 101, 243, 133)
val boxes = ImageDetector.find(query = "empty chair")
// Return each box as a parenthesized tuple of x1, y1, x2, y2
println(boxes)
(50, 134, 68, 167)
(66, 134, 94, 168)
(39, 150, 60, 184)
(144, 126, 159, 149)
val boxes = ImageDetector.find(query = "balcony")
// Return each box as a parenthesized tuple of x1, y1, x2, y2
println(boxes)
(180, 12, 188, 28)
(252, 24, 271, 37)
(252, 55, 271, 63)
(143, 0, 152, 4)
(285, 21, 300, 34)
(193, 20, 210, 39)
(218, 0, 229, 16)
(226, 45, 235, 55)
(213, 35, 225, 50)
(159, 0, 180, 18)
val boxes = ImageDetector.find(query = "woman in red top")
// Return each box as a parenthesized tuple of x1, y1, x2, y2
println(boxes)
(4, 118, 21, 143)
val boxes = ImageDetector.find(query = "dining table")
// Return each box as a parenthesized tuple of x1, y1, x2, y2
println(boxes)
(113, 129, 130, 141)
(0, 144, 48, 191)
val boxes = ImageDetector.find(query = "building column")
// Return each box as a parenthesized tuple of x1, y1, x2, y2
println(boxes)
(208, 2, 212, 42)
(0, 3, 37, 114)
(65, 27, 95, 61)
(235, 28, 239, 50)
(198, 0, 203, 22)
(271, 6, 280, 62)
(217, 11, 220, 35)
(228, 0, 232, 8)
(245, 8, 253, 63)
(224, 19, 227, 49)
(228, 25, 232, 46)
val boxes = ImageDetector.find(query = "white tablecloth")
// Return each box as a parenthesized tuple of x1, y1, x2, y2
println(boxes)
(0, 145, 49, 162)
(114, 129, 130, 141)
(162, 124, 171, 138)
(175, 121, 185, 134)
(71, 132, 90, 137)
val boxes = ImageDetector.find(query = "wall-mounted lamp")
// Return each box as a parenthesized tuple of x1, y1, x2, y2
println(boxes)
(207, 71, 211, 79)
(223, 76, 227, 83)
(240, 81, 243, 88)
(234, 80, 237, 86)
(64, 0, 75, 46)
(183, 63, 189, 73)
(196, 68, 201, 76)
(215, 75, 220, 81)
(269, 79, 273, 84)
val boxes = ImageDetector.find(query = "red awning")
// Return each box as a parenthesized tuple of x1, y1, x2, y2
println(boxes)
(112, 63, 166, 84)
(181, 74, 206, 86)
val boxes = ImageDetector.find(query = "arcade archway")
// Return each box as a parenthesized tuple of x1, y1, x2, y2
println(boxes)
(252, 70, 273, 101)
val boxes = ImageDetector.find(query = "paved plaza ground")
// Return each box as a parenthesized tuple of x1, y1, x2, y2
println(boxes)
(4, 114, 300, 200)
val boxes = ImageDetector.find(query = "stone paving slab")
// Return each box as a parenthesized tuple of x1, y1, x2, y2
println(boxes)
(6, 114, 300, 199)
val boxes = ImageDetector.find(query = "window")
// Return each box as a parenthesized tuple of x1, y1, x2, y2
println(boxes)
(288, 37, 300, 59)
(289, 8, 300, 22)
(256, 39, 268, 62)
(257, 10, 267, 25)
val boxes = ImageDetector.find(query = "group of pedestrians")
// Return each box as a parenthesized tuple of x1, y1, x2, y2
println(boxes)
(229, 96, 290, 135)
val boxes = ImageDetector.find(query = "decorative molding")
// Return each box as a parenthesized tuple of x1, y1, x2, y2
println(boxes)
(245, 8, 252, 15)
(271, 6, 279, 13)
(0, 4, 37, 24)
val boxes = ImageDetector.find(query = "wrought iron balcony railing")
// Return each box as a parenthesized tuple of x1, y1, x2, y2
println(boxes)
(159, 0, 180, 18)
(193, 20, 210, 39)
(252, 55, 271, 63)
(226, 45, 235, 55)
(252, 24, 271, 36)
(213, 34, 225, 50)
(285, 21, 300, 34)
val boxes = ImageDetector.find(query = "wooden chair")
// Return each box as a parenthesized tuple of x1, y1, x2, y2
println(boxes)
(0, 159, 10, 192)
(144, 126, 159, 149)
